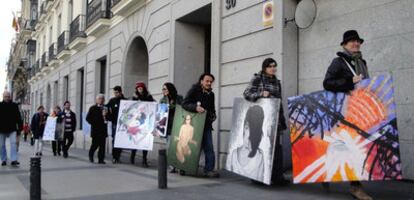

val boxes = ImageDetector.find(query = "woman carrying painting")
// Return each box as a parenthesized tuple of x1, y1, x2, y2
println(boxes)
(243, 57, 288, 185)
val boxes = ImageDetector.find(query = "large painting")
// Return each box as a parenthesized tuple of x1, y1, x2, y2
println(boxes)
(226, 98, 280, 185)
(43, 117, 57, 141)
(114, 100, 156, 151)
(167, 105, 206, 175)
(288, 74, 402, 183)
(154, 103, 169, 137)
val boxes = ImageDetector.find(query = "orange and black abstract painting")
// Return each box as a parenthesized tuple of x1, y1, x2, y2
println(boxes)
(288, 74, 402, 183)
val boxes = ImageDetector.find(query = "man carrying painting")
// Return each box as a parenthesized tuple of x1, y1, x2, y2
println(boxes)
(323, 30, 372, 200)
(107, 86, 127, 164)
(182, 73, 219, 178)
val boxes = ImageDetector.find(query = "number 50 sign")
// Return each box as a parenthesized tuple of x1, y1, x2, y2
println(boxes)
(226, 0, 236, 10)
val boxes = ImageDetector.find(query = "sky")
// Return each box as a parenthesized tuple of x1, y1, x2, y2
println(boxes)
(0, 0, 21, 101)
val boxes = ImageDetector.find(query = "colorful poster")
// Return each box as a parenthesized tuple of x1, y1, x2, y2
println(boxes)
(288, 74, 402, 183)
(226, 98, 280, 185)
(154, 103, 169, 137)
(167, 105, 206, 175)
(114, 100, 156, 150)
(43, 117, 57, 141)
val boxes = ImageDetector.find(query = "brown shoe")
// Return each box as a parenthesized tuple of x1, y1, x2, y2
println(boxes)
(350, 185, 373, 200)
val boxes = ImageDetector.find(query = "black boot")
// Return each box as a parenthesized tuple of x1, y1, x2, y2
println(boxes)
(130, 150, 136, 164)
(142, 159, 149, 168)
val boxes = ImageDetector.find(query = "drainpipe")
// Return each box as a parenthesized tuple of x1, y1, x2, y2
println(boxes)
(213, 0, 223, 170)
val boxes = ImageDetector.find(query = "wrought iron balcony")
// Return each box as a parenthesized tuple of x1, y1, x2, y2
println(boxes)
(34, 60, 40, 74)
(57, 31, 70, 54)
(69, 15, 87, 43)
(86, 0, 112, 28)
(28, 67, 33, 79)
(40, 1, 47, 15)
(41, 52, 48, 68)
(110, 0, 122, 8)
(48, 43, 57, 60)
(46, 0, 54, 9)
(24, 19, 37, 31)
(26, 40, 37, 55)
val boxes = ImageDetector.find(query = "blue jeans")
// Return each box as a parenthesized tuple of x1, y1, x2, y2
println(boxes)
(1, 143, 6, 162)
(202, 128, 215, 172)
(0, 132, 18, 162)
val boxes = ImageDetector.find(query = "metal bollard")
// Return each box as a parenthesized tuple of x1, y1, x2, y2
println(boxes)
(30, 156, 41, 200)
(158, 149, 167, 189)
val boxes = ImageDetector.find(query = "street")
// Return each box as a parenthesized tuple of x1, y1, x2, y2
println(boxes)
(0, 141, 413, 200)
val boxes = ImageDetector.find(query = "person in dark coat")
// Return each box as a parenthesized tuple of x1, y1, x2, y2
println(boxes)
(322, 30, 372, 200)
(182, 73, 219, 178)
(86, 94, 108, 164)
(243, 58, 289, 185)
(61, 101, 77, 158)
(159, 82, 183, 173)
(107, 86, 127, 164)
(30, 105, 48, 156)
(0, 91, 23, 166)
(160, 82, 183, 137)
(130, 82, 155, 167)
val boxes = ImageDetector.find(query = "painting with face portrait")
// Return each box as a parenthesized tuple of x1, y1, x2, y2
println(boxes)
(226, 98, 281, 185)
(114, 100, 156, 150)
(167, 105, 206, 175)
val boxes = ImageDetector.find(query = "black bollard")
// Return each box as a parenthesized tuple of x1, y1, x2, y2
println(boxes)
(158, 149, 167, 189)
(30, 156, 41, 200)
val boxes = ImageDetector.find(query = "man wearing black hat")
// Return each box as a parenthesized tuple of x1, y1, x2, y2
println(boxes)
(107, 86, 127, 164)
(324, 30, 369, 92)
(323, 30, 372, 200)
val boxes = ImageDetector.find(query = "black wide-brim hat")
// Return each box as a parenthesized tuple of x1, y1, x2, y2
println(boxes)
(341, 30, 364, 45)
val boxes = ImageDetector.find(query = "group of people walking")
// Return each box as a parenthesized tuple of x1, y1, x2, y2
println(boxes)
(0, 29, 373, 200)
(30, 101, 77, 157)
(93, 77, 219, 179)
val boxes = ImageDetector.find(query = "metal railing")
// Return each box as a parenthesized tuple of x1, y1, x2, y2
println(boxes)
(41, 52, 48, 67)
(57, 31, 69, 54)
(40, 1, 47, 15)
(110, 0, 122, 8)
(25, 19, 37, 31)
(34, 60, 40, 74)
(69, 15, 87, 43)
(48, 43, 57, 60)
(26, 40, 37, 54)
(86, 0, 112, 28)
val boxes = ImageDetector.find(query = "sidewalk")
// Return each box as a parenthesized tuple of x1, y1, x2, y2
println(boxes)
(0, 141, 413, 200)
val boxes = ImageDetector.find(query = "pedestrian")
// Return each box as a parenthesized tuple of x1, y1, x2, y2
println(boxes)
(159, 82, 183, 173)
(130, 82, 155, 168)
(86, 94, 108, 164)
(106, 86, 127, 164)
(30, 105, 48, 156)
(0, 91, 23, 166)
(51, 106, 64, 156)
(243, 58, 289, 185)
(23, 122, 30, 142)
(322, 30, 372, 200)
(61, 101, 77, 158)
(182, 73, 219, 178)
